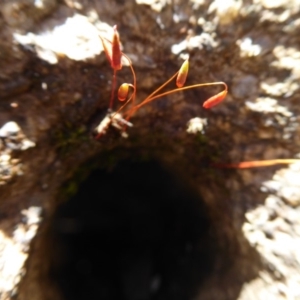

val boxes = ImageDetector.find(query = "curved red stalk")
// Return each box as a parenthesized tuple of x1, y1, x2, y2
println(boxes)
(126, 82, 228, 118)
(121, 52, 137, 108)
(214, 159, 300, 168)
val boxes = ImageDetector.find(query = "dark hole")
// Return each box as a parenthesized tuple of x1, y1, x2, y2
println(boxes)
(50, 160, 218, 300)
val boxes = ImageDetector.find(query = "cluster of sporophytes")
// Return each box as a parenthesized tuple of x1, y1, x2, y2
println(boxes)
(95, 25, 299, 169)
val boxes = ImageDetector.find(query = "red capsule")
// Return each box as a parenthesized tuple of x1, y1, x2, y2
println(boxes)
(111, 25, 122, 71)
(203, 90, 227, 109)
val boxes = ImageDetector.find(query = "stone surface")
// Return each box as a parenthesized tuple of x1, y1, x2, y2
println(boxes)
(0, 0, 299, 299)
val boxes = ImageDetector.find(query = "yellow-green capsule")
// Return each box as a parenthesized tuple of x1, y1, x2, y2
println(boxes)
(118, 83, 129, 101)
(176, 59, 189, 88)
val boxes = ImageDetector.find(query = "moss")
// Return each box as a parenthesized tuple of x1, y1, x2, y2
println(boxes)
(62, 181, 79, 199)
(53, 123, 89, 156)
(194, 133, 222, 162)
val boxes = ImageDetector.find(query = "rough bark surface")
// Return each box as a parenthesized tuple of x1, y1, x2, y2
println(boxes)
(0, 0, 299, 300)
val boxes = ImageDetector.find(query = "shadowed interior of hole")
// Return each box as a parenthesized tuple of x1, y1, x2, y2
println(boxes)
(49, 160, 219, 300)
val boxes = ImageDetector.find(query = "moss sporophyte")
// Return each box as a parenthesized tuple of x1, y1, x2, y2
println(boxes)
(95, 25, 300, 169)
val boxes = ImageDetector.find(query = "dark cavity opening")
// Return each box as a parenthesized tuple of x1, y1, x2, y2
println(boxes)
(49, 160, 219, 300)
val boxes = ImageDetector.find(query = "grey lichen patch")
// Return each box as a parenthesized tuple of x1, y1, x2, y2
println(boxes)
(208, 0, 242, 25)
(0, 206, 42, 299)
(263, 162, 300, 207)
(0, 121, 35, 186)
(14, 12, 112, 64)
(272, 46, 300, 81)
(186, 117, 207, 134)
(242, 163, 300, 299)
(258, 0, 300, 22)
(14, 207, 42, 252)
(136, 0, 170, 12)
(245, 98, 293, 117)
(237, 37, 263, 58)
(0, 231, 27, 299)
